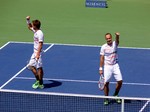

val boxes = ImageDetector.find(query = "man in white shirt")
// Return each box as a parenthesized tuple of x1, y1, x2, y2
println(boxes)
(99, 33, 123, 105)
(26, 16, 44, 89)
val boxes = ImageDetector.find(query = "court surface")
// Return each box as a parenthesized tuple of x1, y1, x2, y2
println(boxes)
(0, 41, 150, 98)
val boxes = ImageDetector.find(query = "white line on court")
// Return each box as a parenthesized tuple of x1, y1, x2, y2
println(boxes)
(139, 100, 150, 112)
(0, 67, 27, 89)
(0, 44, 54, 89)
(0, 42, 10, 50)
(8, 41, 150, 50)
(15, 76, 150, 86)
(44, 44, 54, 52)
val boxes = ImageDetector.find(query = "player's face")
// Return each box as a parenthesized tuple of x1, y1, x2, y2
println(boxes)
(32, 25, 36, 30)
(32, 23, 38, 30)
(105, 34, 112, 45)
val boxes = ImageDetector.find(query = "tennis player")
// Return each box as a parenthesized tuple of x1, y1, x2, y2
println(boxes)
(26, 16, 44, 89)
(99, 32, 123, 105)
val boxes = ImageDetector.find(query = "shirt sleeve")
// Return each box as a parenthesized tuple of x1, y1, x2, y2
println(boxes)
(100, 46, 105, 56)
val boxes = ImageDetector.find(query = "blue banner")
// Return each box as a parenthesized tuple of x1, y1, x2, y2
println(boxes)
(85, 0, 108, 8)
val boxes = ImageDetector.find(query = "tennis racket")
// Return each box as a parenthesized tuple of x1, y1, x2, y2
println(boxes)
(98, 75, 105, 90)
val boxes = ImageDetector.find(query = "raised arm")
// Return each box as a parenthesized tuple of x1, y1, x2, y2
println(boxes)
(26, 16, 33, 31)
(115, 32, 120, 46)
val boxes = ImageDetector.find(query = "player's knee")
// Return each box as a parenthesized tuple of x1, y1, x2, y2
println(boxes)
(118, 80, 123, 85)
(37, 67, 43, 74)
(29, 66, 36, 71)
(105, 82, 109, 87)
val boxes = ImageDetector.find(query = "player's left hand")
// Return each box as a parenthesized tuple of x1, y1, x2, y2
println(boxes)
(99, 70, 103, 75)
(36, 52, 40, 61)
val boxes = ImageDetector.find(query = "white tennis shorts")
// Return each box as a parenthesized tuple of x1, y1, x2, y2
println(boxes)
(104, 63, 122, 83)
(27, 52, 43, 69)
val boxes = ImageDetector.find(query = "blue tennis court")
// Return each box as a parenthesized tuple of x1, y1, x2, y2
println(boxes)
(0, 41, 150, 112)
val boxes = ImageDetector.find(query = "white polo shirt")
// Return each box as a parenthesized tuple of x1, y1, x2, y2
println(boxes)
(31, 28, 44, 52)
(100, 41, 118, 65)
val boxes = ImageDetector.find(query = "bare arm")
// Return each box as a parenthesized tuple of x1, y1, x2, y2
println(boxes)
(26, 16, 33, 31)
(99, 55, 104, 75)
(115, 32, 120, 46)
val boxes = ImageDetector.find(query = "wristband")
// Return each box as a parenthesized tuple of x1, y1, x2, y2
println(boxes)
(26, 19, 31, 24)
(99, 67, 103, 71)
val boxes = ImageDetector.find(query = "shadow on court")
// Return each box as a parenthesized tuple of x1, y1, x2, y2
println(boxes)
(44, 80, 62, 89)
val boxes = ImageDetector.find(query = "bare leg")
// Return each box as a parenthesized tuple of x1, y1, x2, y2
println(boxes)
(30, 66, 39, 81)
(104, 82, 109, 96)
(37, 67, 44, 85)
(114, 80, 123, 96)
(103, 82, 110, 105)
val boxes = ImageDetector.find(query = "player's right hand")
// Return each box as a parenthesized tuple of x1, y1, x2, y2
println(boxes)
(26, 16, 30, 20)
(115, 32, 120, 36)
(99, 70, 103, 75)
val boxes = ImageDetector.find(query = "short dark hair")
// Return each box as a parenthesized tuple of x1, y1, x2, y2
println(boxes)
(105, 33, 112, 37)
(32, 20, 41, 29)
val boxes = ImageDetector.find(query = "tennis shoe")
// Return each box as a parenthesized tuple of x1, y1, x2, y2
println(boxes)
(104, 99, 109, 105)
(32, 80, 39, 89)
(38, 84, 44, 89)
(114, 95, 121, 104)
